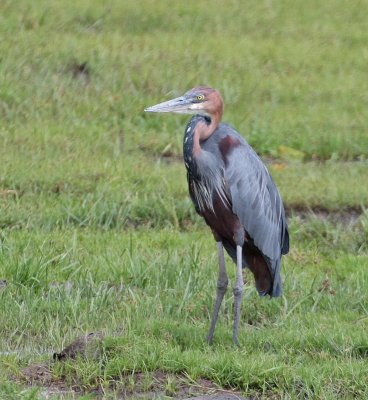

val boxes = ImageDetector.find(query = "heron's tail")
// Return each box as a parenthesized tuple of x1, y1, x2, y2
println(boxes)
(281, 228, 290, 255)
(269, 258, 282, 297)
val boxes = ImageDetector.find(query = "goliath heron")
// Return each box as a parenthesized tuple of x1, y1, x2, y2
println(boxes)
(145, 87, 289, 345)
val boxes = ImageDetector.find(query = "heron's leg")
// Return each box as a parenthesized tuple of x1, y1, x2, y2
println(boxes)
(206, 241, 228, 345)
(232, 245, 244, 346)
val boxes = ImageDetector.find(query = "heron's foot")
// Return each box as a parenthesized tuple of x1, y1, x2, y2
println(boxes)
(232, 335, 240, 347)
(206, 332, 214, 345)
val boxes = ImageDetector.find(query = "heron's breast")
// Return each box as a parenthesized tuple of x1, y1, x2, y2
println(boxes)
(200, 191, 243, 243)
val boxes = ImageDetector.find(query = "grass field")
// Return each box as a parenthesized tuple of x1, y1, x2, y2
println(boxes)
(0, 0, 367, 398)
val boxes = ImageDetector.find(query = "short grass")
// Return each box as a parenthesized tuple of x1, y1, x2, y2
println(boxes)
(0, 0, 368, 398)
(1, 0, 368, 161)
(1, 221, 368, 398)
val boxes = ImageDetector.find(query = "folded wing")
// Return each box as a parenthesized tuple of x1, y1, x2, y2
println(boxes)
(225, 144, 289, 263)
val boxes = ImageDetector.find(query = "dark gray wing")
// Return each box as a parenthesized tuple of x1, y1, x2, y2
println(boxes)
(225, 144, 288, 261)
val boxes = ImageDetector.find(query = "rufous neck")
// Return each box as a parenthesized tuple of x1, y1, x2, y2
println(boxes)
(192, 112, 221, 155)
(206, 110, 221, 138)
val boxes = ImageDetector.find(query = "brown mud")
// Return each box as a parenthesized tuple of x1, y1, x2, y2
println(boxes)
(18, 333, 246, 399)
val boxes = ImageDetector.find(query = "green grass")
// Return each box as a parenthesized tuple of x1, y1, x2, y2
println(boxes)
(0, 0, 368, 398)
(1, 223, 368, 398)
(1, 0, 368, 160)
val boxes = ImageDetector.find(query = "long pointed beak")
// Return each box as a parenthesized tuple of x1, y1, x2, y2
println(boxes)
(144, 96, 192, 114)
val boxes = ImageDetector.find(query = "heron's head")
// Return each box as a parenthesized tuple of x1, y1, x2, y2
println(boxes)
(145, 86, 223, 118)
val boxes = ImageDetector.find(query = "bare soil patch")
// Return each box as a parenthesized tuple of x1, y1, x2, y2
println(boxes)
(19, 333, 246, 399)
(286, 205, 364, 224)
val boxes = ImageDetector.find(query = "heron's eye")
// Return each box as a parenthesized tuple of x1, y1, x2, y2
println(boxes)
(196, 94, 205, 101)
